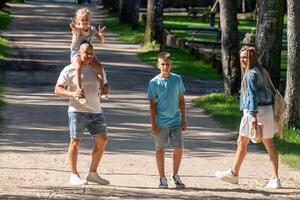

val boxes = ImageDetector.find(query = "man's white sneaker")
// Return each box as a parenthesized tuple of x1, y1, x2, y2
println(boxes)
(266, 177, 281, 189)
(171, 175, 185, 189)
(69, 173, 88, 186)
(215, 169, 238, 184)
(159, 177, 168, 189)
(86, 172, 110, 185)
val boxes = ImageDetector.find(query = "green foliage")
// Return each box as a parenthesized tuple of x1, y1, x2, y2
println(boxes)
(0, 37, 8, 61)
(192, 93, 242, 129)
(140, 41, 160, 50)
(272, 128, 300, 169)
(193, 93, 300, 170)
(8, 0, 24, 3)
(103, 17, 145, 44)
(138, 48, 221, 80)
(0, 10, 11, 30)
(242, 31, 256, 44)
(0, 10, 10, 62)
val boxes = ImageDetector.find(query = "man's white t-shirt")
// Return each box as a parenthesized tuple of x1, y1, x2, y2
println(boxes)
(57, 64, 102, 113)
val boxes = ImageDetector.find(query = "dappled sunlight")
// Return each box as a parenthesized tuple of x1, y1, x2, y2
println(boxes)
(7, 125, 67, 132)
(5, 92, 68, 106)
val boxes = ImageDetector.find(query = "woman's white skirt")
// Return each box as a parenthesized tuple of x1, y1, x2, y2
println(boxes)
(239, 105, 275, 138)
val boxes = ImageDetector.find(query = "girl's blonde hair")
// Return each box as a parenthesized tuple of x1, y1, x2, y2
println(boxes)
(240, 46, 270, 93)
(75, 8, 91, 21)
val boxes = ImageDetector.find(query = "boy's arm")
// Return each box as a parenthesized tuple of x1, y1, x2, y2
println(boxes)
(179, 93, 187, 131)
(149, 99, 158, 136)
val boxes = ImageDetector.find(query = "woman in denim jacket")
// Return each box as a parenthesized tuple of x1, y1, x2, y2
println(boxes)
(216, 46, 281, 189)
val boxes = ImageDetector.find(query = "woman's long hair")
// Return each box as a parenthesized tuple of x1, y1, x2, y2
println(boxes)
(240, 46, 270, 94)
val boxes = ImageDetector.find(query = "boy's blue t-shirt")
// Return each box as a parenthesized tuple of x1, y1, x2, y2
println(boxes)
(147, 73, 186, 128)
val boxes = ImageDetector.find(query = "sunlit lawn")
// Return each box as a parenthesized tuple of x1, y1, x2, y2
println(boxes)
(192, 93, 300, 170)
(138, 49, 221, 80)
(103, 17, 145, 44)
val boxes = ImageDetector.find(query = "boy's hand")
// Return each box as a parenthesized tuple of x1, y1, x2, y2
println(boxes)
(151, 125, 158, 136)
(98, 25, 106, 43)
(181, 120, 187, 132)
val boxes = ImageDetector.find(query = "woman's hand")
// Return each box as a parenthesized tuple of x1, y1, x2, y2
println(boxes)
(251, 115, 257, 129)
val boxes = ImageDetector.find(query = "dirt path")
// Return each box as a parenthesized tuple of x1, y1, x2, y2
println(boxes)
(0, 2, 299, 199)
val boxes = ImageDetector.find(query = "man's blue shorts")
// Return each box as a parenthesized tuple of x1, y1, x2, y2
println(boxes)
(68, 112, 107, 139)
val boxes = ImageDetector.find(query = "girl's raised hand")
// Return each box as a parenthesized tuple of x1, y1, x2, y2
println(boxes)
(98, 25, 106, 43)
(70, 18, 77, 32)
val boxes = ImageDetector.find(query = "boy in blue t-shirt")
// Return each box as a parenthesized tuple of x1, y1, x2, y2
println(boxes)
(147, 52, 187, 189)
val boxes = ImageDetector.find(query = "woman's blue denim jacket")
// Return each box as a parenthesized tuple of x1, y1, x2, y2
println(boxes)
(240, 66, 274, 115)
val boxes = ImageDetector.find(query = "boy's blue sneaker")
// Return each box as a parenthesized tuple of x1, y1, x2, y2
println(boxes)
(159, 177, 168, 189)
(171, 175, 185, 188)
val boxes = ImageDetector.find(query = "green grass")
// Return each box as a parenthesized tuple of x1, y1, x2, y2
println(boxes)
(0, 10, 10, 113)
(103, 17, 145, 44)
(281, 51, 287, 77)
(164, 16, 216, 28)
(0, 10, 11, 30)
(7, 0, 24, 3)
(138, 49, 221, 80)
(170, 29, 218, 42)
(192, 93, 300, 170)
(103, 15, 221, 79)
(212, 49, 287, 78)
(164, 15, 287, 43)
(0, 10, 10, 62)
(192, 93, 242, 129)
(0, 37, 8, 62)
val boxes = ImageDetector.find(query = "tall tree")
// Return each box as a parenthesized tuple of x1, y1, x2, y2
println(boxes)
(131, 0, 141, 29)
(219, 0, 241, 96)
(0, 0, 7, 10)
(144, 0, 164, 44)
(119, 0, 141, 29)
(285, 0, 300, 128)
(255, 0, 285, 88)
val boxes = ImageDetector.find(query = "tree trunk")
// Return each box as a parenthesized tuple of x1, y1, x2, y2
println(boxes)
(144, 0, 164, 44)
(119, 0, 134, 24)
(242, 0, 246, 13)
(285, 0, 300, 128)
(119, 0, 141, 29)
(131, 0, 141, 29)
(0, 0, 6, 10)
(219, 0, 241, 96)
(255, 0, 284, 88)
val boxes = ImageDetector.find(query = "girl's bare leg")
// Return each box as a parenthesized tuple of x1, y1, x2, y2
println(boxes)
(74, 56, 87, 104)
(90, 57, 105, 95)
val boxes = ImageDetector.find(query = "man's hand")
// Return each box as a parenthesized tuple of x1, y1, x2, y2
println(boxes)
(73, 89, 85, 99)
(100, 83, 110, 96)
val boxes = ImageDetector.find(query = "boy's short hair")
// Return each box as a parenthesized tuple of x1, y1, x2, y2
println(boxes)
(158, 52, 171, 60)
